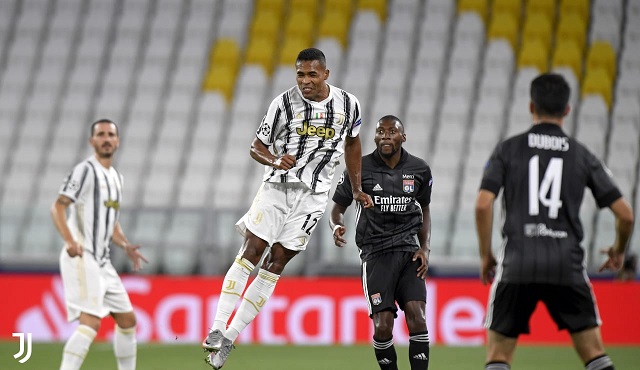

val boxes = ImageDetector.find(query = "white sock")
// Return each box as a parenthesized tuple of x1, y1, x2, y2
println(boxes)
(114, 325, 136, 370)
(226, 269, 279, 341)
(60, 324, 97, 370)
(211, 257, 255, 332)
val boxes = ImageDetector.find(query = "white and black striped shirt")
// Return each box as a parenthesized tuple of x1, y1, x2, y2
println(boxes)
(59, 156, 123, 265)
(256, 84, 363, 193)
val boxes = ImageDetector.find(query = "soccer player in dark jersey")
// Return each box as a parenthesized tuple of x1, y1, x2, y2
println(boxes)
(331, 115, 433, 370)
(475, 73, 634, 370)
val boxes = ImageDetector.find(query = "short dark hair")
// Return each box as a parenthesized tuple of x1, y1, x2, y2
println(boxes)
(296, 48, 326, 67)
(91, 118, 118, 137)
(378, 115, 405, 132)
(530, 73, 571, 118)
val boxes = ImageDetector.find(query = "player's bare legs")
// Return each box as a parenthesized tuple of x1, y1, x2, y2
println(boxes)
(485, 330, 517, 368)
(405, 301, 430, 369)
(239, 230, 270, 266)
(571, 326, 615, 369)
(372, 310, 398, 369)
(112, 311, 137, 370)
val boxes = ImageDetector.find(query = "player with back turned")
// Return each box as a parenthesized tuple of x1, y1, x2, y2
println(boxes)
(475, 73, 634, 370)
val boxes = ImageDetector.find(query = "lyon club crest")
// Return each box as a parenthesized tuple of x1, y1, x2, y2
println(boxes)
(371, 293, 382, 306)
(403, 179, 414, 193)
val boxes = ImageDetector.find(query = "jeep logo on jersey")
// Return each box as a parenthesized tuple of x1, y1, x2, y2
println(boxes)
(103, 199, 120, 210)
(296, 121, 335, 139)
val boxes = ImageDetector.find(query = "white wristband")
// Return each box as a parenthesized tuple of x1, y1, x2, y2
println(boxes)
(332, 224, 342, 234)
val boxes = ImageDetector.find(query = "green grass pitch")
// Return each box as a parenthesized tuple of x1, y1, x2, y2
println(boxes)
(1, 342, 638, 369)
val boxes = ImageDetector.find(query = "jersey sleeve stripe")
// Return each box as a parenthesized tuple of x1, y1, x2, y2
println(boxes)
(87, 162, 100, 262)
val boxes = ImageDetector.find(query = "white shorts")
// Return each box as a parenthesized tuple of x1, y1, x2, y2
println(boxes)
(236, 182, 328, 251)
(59, 250, 133, 322)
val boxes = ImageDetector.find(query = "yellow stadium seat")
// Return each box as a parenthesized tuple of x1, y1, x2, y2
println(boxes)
(487, 11, 519, 49)
(458, 0, 489, 23)
(284, 8, 315, 46)
(581, 68, 612, 108)
(202, 64, 236, 101)
(559, 0, 589, 21)
(526, 0, 555, 19)
(289, 0, 319, 19)
(586, 41, 617, 82)
(551, 39, 582, 79)
(492, 0, 522, 23)
(245, 35, 278, 75)
(522, 12, 553, 53)
(255, 0, 286, 19)
(249, 11, 281, 43)
(518, 39, 549, 72)
(318, 9, 350, 46)
(556, 12, 587, 54)
(209, 38, 241, 67)
(325, 0, 353, 18)
(278, 38, 311, 66)
(358, 0, 387, 22)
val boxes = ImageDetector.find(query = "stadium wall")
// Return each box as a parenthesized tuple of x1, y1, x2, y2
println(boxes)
(1, 275, 638, 345)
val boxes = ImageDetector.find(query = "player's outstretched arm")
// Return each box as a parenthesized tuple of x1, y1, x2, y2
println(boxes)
(113, 221, 148, 271)
(344, 135, 372, 208)
(599, 198, 634, 272)
(51, 195, 83, 257)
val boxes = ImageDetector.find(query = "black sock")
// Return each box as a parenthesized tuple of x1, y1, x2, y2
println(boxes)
(373, 336, 398, 370)
(585, 354, 614, 370)
(408, 331, 430, 370)
(485, 361, 510, 370)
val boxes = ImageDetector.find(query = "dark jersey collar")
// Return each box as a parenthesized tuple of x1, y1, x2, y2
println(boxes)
(528, 122, 567, 135)
(371, 148, 409, 169)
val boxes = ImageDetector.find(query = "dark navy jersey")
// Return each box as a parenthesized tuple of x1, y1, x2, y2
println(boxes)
(480, 123, 622, 285)
(333, 149, 432, 261)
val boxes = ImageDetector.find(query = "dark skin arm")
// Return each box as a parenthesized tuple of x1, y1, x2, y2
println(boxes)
(344, 135, 373, 208)
(599, 197, 634, 272)
(476, 189, 497, 285)
(414, 204, 431, 279)
(330, 202, 348, 247)
(250, 137, 296, 170)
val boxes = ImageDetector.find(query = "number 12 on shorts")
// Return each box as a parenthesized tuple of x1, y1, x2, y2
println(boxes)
(529, 155, 563, 219)
(301, 214, 320, 235)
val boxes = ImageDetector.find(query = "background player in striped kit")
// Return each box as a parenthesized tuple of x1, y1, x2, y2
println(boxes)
(202, 48, 373, 369)
(475, 73, 634, 370)
(51, 119, 147, 370)
(331, 115, 433, 370)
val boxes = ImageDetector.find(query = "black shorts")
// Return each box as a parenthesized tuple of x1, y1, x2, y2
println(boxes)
(485, 281, 600, 337)
(361, 251, 427, 317)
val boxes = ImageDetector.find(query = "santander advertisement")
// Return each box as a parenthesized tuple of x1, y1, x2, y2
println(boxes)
(1, 275, 638, 345)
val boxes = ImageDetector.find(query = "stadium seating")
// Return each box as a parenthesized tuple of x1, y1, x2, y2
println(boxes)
(0, 0, 638, 277)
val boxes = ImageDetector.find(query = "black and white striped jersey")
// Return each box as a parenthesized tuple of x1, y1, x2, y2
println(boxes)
(256, 84, 363, 193)
(480, 123, 622, 285)
(59, 156, 123, 265)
